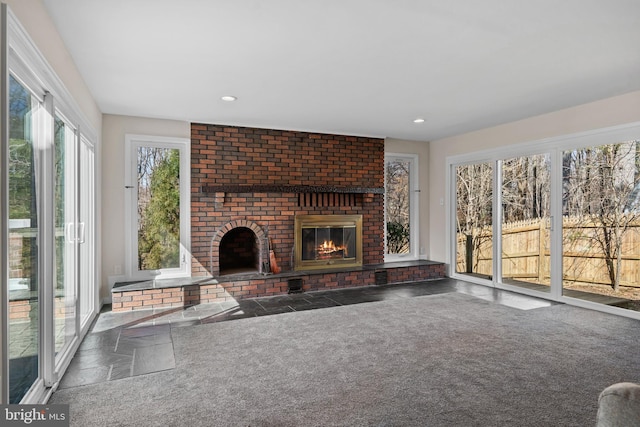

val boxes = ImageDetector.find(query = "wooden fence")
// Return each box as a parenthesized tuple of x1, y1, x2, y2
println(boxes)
(457, 216, 640, 287)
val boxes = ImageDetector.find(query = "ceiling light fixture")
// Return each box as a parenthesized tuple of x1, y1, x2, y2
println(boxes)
(221, 95, 237, 102)
(413, 118, 425, 123)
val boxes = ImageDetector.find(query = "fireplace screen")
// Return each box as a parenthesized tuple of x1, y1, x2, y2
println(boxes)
(302, 226, 356, 261)
(295, 215, 363, 270)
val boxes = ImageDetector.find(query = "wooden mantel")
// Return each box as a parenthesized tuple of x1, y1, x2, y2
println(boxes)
(200, 184, 384, 194)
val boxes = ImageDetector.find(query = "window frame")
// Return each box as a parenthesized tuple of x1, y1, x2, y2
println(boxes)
(384, 153, 419, 262)
(124, 134, 191, 280)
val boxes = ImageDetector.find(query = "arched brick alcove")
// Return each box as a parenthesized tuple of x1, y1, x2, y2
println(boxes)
(210, 220, 268, 276)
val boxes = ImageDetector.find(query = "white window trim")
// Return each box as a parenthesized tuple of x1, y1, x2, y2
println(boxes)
(384, 153, 419, 262)
(124, 134, 191, 280)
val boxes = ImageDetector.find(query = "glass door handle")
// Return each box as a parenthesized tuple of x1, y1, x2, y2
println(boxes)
(67, 222, 86, 243)
(66, 222, 75, 243)
(78, 222, 86, 244)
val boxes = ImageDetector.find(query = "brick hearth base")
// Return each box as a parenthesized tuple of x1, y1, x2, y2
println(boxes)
(111, 260, 445, 312)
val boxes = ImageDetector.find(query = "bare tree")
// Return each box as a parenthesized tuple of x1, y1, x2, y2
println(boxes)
(386, 159, 410, 254)
(563, 141, 640, 291)
(456, 163, 493, 273)
(502, 155, 550, 222)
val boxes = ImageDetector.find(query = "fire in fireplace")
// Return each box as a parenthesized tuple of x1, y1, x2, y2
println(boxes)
(294, 215, 363, 270)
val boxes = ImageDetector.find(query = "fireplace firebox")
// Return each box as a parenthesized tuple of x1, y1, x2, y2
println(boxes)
(219, 227, 259, 275)
(294, 215, 363, 271)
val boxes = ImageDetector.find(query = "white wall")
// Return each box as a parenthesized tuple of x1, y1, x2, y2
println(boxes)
(101, 115, 189, 300)
(384, 138, 430, 258)
(429, 90, 640, 265)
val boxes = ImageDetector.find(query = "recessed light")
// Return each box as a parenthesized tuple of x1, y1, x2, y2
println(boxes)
(221, 95, 237, 102)
(413, 118, 425, 124)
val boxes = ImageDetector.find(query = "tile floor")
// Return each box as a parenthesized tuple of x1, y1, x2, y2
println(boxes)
(57, 278, 554, 390)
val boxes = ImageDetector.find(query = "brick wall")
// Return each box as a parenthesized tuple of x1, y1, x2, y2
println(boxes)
(191, 124, 385, 276)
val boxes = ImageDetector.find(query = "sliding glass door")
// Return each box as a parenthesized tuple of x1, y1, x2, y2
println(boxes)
(6, 78, 95, 403)
(500, 154, 551, 293)
(8, 75, 40, 403)
(2, 5, 99, 404)
(53, 116, 78, 365)
(79, 136, 95, 330)
(448, 125, 640, 317)
(561, 141, 640, 308)
(455, 162, 493, 279)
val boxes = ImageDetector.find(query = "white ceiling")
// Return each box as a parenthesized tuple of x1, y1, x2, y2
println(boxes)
(42, 0, 640, 141)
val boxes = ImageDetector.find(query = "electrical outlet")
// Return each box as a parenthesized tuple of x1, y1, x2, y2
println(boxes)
(114, 264, 122, 275)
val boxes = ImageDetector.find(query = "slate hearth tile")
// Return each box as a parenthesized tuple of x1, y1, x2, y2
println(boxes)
(138, 311, 189, 325)
(108, 363, 133, 381)
(91, 310, 154, 332)
(131, 342, 176, 376)
(169, 318, 202, 328)
(181, 305, 226, 319)
(218, 300, 241, 311)
(200, 310, 255, 324)
(254, 295, 296, 309)
(58, 365, 111, 389)
(192, 306, 244, 321)
(257, 306, 295, 316)
(324, 293, 384, 306)
(236, 300, 265, 311)
(76, 329, 120, 352)
(120, 324, 170, 338)
(68, 348, 133, 370)
(116, 332, 173, 355)
(234, 307, 267, 317)
(289, 299, 339, 311)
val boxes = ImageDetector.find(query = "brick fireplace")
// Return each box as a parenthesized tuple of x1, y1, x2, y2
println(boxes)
(111, 123, 444, 312)
(190, 124, 386, 277)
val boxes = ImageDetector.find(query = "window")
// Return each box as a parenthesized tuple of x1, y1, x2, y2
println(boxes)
(125, 135, 190, 279)
(561, 141, 640, 298)
(447, 123, 640, 318)
(455, 162, 493, 278)
(501, 154, 551, 292)
(385, 154, 419, 260)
